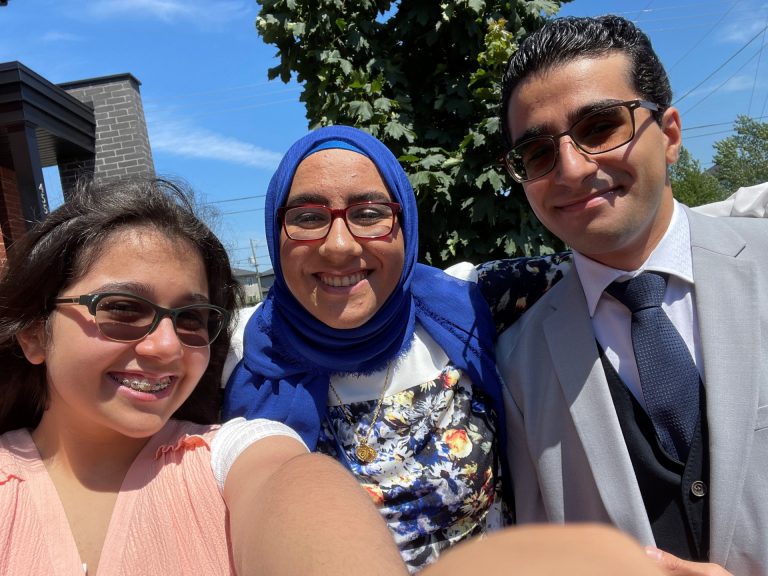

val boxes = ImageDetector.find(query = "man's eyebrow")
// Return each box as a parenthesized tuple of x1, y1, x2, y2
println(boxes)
(567, 98, 626, 124)
(512, 98, 627, 146)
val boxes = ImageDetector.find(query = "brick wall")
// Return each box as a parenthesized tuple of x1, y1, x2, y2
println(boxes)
(58, 73, 154, 194)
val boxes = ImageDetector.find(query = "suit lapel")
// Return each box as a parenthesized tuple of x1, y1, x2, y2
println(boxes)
(542, 271, 655, 543)
(687, 210, 760, 562)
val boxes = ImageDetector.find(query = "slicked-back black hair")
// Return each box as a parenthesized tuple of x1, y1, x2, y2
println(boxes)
(500, 15, 671, 147)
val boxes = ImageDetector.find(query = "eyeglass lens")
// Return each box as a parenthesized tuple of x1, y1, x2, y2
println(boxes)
(509, 103, 636, 181)
(94, 295, 223, 347)
(283, 203, 396, 241)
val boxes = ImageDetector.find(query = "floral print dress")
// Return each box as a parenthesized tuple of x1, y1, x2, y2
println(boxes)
(318, 365, 504, 573)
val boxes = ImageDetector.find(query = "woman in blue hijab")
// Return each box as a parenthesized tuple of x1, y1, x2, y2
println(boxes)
(223, 125, 508, 572)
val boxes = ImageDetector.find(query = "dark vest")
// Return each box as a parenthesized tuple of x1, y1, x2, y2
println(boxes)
(599, 348, 710, 560)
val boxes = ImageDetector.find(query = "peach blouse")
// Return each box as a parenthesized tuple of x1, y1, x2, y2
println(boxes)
(0, 420, 235, 575)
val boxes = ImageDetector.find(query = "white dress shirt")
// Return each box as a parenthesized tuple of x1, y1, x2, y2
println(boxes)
(572, 201, 704, 409)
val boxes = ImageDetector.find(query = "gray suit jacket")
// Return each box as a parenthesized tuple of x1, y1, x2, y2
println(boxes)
(497, 208, 768, 574)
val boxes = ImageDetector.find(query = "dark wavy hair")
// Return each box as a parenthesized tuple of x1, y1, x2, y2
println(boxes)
(500, 15, 672, 148)
(0, 177, 242, 434)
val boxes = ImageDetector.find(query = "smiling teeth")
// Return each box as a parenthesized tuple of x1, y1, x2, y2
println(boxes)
(119, 376, 171, 393)
(320, 272, 367, 287)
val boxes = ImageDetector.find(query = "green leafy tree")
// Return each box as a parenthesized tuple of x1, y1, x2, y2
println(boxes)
(256, 0, 569, 265)
(711, 115, 768, 193)
(669, 146, 726, 207)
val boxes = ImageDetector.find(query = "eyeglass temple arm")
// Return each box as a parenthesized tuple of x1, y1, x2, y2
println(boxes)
(52, 297, 84, 305)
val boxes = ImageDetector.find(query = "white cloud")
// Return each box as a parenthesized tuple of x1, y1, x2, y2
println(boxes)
(40, 31, 82, 43)
(148, 117, 283, 170)
(88, 0, 249, 24)
(684, 74, 765, 100)
(720, 18, 768, 44)
(718, 74, 764, 93)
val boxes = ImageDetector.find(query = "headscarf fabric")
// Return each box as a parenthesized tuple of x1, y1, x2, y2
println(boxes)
(223, 126, 506, 469)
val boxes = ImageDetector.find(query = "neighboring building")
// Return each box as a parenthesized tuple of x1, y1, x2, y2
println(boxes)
(0, 61, 154, 268)
(233, 267, 275, 306)
(1, 61, 269, 312)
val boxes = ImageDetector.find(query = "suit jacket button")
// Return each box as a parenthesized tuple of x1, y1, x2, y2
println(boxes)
(691, 480, 707, 498)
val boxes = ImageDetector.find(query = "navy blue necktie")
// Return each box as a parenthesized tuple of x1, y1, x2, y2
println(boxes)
(606, 272, 701, 461)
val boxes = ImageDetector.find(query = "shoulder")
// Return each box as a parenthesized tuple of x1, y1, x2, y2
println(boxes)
(222, 304, 262, 386)
(495, 269, 582, 368)
(687, 207, 768, 253)
(138, 422, 222, 503)
(443, 261, 478, 283)
(152, 420, 219, 462)
(0, 429, 36, 482)
(691, 181, 768, 218)
(687, 204, 767, 231)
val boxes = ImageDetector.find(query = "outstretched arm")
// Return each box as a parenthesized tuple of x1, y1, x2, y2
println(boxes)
(421, 524, 665, 576)
(223, 435, 406, 576)
(645, 547, 734, 576)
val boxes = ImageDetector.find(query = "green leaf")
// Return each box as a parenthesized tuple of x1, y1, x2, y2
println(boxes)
(347, 100, 374, 121)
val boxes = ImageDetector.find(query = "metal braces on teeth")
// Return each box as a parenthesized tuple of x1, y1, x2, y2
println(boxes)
(121, 377, 171, 393)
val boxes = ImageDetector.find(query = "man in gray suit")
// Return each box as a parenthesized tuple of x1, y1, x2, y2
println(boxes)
(496, 15, 767, 575)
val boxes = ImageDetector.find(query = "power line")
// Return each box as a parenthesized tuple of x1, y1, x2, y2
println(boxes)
(747, 22, 767, 115)
(222, 207, 266, 215)
(755, 12, 768, 117)
(146, 86, 301, 112)
(682, 114, 768, 131)
(208, 194, 266, 204)
(679, 46, 763, 115)
(684, 128, 737, 140)
(668, 0, 741, 72)
(167, 97, 302, 121)
(674, 23, 768, 106)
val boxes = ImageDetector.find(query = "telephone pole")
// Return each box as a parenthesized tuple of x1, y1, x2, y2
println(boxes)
(249, 238, 264, 303)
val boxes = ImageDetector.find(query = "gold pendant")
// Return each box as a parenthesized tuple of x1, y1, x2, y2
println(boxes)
(355, 443, 377, 464)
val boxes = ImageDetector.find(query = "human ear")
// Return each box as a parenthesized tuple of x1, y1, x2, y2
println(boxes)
(16, 322, 47, 365)
(662, 106, 682, 166)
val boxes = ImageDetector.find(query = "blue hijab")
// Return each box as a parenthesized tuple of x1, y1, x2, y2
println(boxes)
(223, 126, 506, 468)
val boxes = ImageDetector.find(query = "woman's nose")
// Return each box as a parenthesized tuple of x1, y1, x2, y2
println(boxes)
(319, 216, 363, 258)
(135, 317, 184, 360)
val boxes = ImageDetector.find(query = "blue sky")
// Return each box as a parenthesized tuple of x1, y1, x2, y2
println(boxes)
(2, 0, 767, 270)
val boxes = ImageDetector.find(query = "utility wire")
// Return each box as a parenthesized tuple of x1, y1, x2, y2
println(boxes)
(682, 114, 768, 131)
(679, 46, 763, 115)
(668, 0, 741, 72)
(673, 23, 768, 106)
(222, 207, 266, 215)
(146, 86, 301, 111)
(747, 21, 767, 115)
(208, 194, 266, 204)
(684, 128, 738, 140)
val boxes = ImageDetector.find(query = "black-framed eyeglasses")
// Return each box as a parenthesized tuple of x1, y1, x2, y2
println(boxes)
(278, 201, 401, 241)
(502, 99, 660, 183)
(52, 292, 229, 348)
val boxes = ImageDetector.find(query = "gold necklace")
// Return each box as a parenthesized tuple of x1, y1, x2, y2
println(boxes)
(328, 362, 393, 464)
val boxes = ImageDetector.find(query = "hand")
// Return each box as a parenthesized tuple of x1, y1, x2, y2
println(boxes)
(645, 547, 733, 576)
